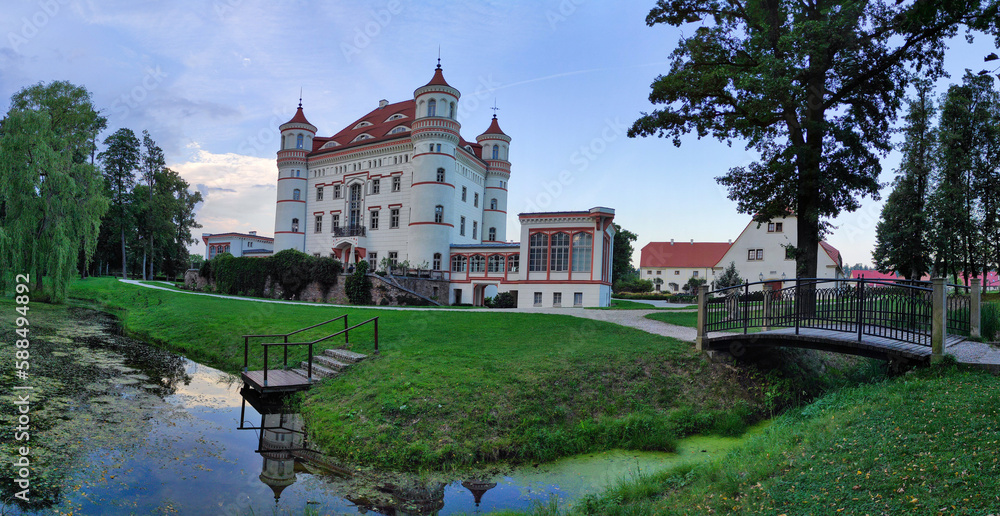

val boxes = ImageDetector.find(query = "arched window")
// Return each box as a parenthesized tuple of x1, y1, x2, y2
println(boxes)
(427, 99, 436, 117)
(572, 232, 593, 272)
(291, 218, 299, 232)
(433, 253, 442, 270)
(434, 205, 443, 224)
(550, 232, 570, 272)
(296, 134, 303, 149)
(491, 144, 499, 159)
(436, 168, 445, 182)
(488, 254, 504, 273)
(292, 189, 301, 200)
(469, 255, 485, 273)
(388, 126, 408, 134)
(490, 198, 497, 210)
(488, 227, 496, 241)
(449, 102, 455, 118)
(451, 255, 467, 272)
(529, 233, 548, 272)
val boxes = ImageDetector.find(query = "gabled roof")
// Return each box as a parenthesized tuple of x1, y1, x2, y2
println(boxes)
(640, 242, 732, 269)
(308, 99, 483, 158)
(820, 241, 842, 266)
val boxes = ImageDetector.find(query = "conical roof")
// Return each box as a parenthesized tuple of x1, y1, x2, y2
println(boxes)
(479, 114, 507, 137)
(422, 64, 452, 88)
(284, 103, 312, 126)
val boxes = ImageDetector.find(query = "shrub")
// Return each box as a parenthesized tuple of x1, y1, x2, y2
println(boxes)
(614, 278, 654, 293)
(345, 260, 373, 305)
(982, 301, 1000, 341)
(487, 291, 517, 308)
(311, 256, 343, 300)
(269, 249, 315, 299)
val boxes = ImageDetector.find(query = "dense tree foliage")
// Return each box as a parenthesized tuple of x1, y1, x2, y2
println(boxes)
(612, 223, 638, 283)
(630, 0, 1000, 280)
(0, 81, 108, 301)
(98, 128, 141, 279)
(873, 81, 936, 280)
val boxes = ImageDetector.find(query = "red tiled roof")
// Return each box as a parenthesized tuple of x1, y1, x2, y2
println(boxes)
(851, 270, 900, 281)
(820, 241, 841, 266)
(640, 242, 731, 268)
(479, 115, 507, 137)
(308, 99, 483, 159)
(423, 65, 452, 88)
(284, 105, 312, 126)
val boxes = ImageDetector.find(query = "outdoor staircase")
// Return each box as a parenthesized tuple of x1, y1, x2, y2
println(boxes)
(293, 348, 368, 381)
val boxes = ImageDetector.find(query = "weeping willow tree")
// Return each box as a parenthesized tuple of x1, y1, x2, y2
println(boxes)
(0, 81, 108, 302)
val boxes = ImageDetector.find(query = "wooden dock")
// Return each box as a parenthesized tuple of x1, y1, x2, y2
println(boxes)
(241, 369, 312, 393)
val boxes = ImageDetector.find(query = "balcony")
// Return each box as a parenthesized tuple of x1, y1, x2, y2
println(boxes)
(333, 225, 366, 238)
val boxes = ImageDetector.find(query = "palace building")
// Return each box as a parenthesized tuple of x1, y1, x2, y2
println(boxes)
(271, 64, 615, 307)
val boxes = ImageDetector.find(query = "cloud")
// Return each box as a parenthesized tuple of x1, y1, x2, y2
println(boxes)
(171, 146, 275, 251)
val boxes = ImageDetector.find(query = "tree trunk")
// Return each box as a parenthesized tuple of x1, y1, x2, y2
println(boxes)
(142, 250, 147, 281)
(120, 227, 128, 279)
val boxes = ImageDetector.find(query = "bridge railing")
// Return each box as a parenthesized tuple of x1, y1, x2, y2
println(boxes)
(697, 277, 980, 355)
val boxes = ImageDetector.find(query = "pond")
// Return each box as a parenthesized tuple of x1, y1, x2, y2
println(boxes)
(1, 307, 757, 515)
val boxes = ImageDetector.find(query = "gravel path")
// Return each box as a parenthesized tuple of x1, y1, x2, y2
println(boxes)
(947, 339, 1000, 366)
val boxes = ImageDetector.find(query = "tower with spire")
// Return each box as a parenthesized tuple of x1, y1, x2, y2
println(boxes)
(273, 98, 316, 252)
(477, 112, 511, 243)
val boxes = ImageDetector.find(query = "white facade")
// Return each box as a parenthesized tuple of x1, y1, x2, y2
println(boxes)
(712, 216, 843, 290)
(447, 208, 616, 307)
(202, 232, 274, 259)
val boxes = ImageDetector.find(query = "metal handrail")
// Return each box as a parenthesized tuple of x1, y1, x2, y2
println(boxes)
(250, 316, 380, 386)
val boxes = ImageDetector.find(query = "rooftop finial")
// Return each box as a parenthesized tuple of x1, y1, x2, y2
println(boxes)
(491, 98, 499, 119)
(437, 46, 441, 69)
(298, 87, 302, 109)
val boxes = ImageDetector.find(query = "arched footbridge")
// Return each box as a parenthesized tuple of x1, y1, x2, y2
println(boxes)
(695, 278, 985, 364)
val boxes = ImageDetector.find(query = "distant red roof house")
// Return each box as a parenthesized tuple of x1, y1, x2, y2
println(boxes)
(640, 241, 732, 269)
(851, 270, 901, 281)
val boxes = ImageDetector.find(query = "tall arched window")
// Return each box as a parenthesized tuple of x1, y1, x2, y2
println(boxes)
(449, 102, 455, 118)
(434, 205, 443, 224)
(292, 189, 301, 200)
(529, 233, 548, 271)
(436, 168, 445, 182)
(490, 198, 497, 210)
(296, 134, 303, 149)
(469, 255, 485, 273)
(488, 254, 504, 273)
(550, 232, 570, 272)
(291, 218, 299, 232)
(428, 99, 436, 116)
(433, 253, 442, 270)
(572, 232, 593, 272)
(491, 144, 499, 159)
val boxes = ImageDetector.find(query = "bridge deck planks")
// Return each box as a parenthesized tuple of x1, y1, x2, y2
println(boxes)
(241, 369, 312, 393)
(705, 326, 965, 361)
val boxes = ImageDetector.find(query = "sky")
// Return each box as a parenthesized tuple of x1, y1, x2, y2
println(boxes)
(2, 0, 997, 268)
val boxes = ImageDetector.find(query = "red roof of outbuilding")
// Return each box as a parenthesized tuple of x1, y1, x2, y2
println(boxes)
(820, 241, 842, 266)
(479, 115, 507, 137)
(640, 242, 732, 269)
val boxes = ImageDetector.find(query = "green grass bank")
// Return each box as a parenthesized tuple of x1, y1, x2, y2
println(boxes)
(506, 363, 999, 515)
(67, 278, 781, 471)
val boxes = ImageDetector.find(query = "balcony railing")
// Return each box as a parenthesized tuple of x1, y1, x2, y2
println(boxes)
(332, 225, 366, 238)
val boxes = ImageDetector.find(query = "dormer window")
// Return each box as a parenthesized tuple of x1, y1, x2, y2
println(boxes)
(428, 99, 436, 117)
(352, 133, 373, 143)
(387, 126, 409, 135)
(385, 113, 406, 122)
(320, 141, 340, 149)
(353, 121, 373, 129)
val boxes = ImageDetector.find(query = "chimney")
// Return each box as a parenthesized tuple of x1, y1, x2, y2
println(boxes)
(728, 239, 732, 244)
(378, 99, 388, 109)
(249, 231, 257, 236)
(690, 239, 694, 244)
(670, 239, 674, 245)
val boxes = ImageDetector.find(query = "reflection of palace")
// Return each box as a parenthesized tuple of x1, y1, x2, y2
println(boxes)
(239, 388, 497, 514)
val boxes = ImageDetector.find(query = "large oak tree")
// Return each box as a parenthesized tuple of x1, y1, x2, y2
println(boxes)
(630, 0, 999, 279)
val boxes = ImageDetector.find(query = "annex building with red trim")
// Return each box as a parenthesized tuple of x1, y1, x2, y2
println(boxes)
(270, 64, 616, 307)
(202, 231, 274, 259)
(641, 215, 844, 292)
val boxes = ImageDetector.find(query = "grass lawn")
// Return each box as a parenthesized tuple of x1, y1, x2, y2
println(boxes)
(645, 311, 699, 328)
(67, 277, 762, 471)
(588, 299, 696, 310)
(535, 364, 1000, 515)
